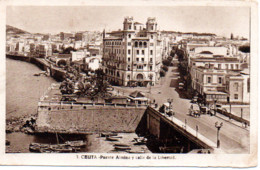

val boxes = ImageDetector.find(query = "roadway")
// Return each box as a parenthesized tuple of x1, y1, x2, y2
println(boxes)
(114, 59, 250, 154)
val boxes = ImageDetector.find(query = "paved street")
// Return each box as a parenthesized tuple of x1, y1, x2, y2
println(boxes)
(113, 59, 249, 154)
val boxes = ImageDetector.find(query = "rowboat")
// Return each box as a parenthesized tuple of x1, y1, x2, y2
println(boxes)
(133, 137, 147, 145)
(113, 143, 130, 147)
(114, 146, 131, 151)
(64, 140, 86, 148)
(29, 142, 81, 153)
(106, 136, 119, 141)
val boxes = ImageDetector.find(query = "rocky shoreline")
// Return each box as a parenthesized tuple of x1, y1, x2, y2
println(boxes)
(6, 114, 37, 134)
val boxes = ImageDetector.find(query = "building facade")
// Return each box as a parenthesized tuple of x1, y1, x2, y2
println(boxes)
(102, 17, 162, 86)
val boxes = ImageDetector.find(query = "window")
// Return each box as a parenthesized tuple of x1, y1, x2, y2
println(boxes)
(234, 94, 238, 99)
(136, 58, 139, 61)
(150, 66, 153, 71)
(129, 25, 131, 29)
(218, 64, 221, 69)
(150, 58, 153, 62)
(128, 34, 131, 38)
(137, 50, 139, 55)
(137, 65, 143, 70)
(128, 42, 131, 46)
(135, 42, 138, 47)
(151, 35, 153, 39)
(144, 42, 147, 48)
(128, 58, 130, 62)
(139, 42, 142, 48)
(134, 26, 136, 30)
(231, 64, 234, 70)
(225, 64, 229, 69)
(128, 65, 130, 71)
(236, 64, 239, 69)
(142, 50, 145, 55)
(207, 77, 211, 83)
(150, 50, 153, 55)
(218, 77, 222, 84)
(128, 49, 131, 55)
(141, 58, 144, 62)
(150, 43, 154, 46)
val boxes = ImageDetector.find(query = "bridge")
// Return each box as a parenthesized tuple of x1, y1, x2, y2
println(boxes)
(144, 106, 223, 153)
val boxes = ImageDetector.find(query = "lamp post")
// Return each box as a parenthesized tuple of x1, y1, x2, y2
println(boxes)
(213, 95, 217, 116)
(215, 122, 223, 148)
(149, 74, 153, 94)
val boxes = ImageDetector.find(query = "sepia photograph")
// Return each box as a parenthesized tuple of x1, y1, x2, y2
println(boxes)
(1, 0, 258, 167)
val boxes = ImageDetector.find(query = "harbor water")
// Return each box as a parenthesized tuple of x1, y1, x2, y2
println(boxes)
(6, 58, 150, 153)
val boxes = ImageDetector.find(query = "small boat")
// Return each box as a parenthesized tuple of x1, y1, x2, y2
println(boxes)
(113, 143, 130, 147)
(133, 137, 147, 145)
(106, 136, 119, 141)
(29, 142, 80, 153)
(64, 140, 86, 148)
(114, 146, 131, 151)
(101, 132, 118, 137)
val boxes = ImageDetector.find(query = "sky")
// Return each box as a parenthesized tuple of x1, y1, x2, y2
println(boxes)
(6, 6, 250, 38)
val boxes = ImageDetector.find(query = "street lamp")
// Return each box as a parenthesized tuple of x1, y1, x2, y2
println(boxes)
(215, 122, 223, 148)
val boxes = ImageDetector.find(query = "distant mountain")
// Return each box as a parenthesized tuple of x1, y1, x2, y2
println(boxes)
(6, 25, 30, 34)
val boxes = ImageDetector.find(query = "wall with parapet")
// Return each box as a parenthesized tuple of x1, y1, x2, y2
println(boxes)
(36, 105, 146, 133)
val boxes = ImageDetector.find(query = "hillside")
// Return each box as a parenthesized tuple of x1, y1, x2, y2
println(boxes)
(6, 25, 30, 34)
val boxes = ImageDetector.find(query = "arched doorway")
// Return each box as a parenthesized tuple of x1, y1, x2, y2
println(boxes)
(136, 74, 144, 87)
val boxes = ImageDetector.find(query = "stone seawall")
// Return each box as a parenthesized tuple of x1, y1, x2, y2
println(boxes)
(36, 105, 146, 133)
(6, 54, 65, 82)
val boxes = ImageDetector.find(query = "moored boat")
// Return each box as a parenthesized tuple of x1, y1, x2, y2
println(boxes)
(106, 136, 119, 141)
(114, 146, 131, 151)
(113, 143, 130, 147)
(133, 137, 147, 145)
(64, 140, 86, 148)
(29, 142, 81, 153)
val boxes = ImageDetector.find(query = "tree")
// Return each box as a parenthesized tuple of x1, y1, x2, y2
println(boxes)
(162, 59, 171, 66)
(159, 70, 166, 77)
(162, 65, 169, 72)
(62, 47, 77, 54)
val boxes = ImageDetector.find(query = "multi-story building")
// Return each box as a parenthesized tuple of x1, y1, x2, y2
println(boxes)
(102, 17, 162, 86)
(60, 32, 74, 41)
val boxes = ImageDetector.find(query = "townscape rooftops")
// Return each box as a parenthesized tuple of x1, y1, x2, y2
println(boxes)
(191, 56, 239, 62)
